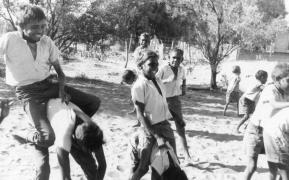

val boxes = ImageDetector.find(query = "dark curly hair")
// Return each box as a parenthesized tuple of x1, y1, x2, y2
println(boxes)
(16, 4, 46, 28)
(75, 122, 104, 151)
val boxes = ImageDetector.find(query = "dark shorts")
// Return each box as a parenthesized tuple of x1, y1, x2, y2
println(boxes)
(166, 96, 185, 134)
(226, 91, 239, 103)
(239, 97, 255, 115)
(263, 131, 289, 167)
(243, 122, 265, 158)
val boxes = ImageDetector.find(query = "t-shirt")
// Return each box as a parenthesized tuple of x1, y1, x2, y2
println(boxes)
(47, 98, 81, 152)
(227, 74, 240, 92)
(250, 84, 287, 127)
(156, 64, 186, 98)
(0, 31, 60, 86)
(263, 107, 289, 152)
(241, 79, 264, 102)
(131, 75, 172, 125)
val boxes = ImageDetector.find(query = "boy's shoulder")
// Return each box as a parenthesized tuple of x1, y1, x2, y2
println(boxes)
(132, 76, 147, 90)
(1, 31, 21, 40)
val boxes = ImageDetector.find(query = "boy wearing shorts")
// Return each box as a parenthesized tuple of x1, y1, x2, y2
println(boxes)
(236, 70, 268, 133)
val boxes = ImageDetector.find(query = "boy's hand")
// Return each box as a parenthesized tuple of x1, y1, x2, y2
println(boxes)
(163, 75, 175, 84)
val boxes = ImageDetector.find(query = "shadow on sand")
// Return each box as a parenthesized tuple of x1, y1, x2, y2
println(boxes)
(186, 129, 243, 142)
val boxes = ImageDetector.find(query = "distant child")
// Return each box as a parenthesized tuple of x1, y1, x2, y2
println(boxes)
(133, 33, 151, 63)
(0, 4, 100, 180)
(121, 69, 140, 126)
(47, 98, 106, 180)
(242, 63, 289, 180)
(157, 48, 191, 161)
(129, 128, 188, 180)
(130, 50, 176, 180)
(263, 107, 289, 180)
(223, 65, 241, 116)
(236, 70, 268, 133)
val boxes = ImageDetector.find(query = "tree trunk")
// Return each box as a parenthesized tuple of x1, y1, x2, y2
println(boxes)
(210, 64, 218, 90)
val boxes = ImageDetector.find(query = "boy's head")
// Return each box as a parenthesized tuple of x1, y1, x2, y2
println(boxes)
(169, 48, 184, 68)
(232, 65, 241, 75)
(121, 69, 137, 85)
(271, 63, 289, 92)
(137, 50, 159, 79)
(17, 4, 47, 42)
(255, 70, 268, 84)
(75, 122, 104, 151)
(139, 32, 150, 48)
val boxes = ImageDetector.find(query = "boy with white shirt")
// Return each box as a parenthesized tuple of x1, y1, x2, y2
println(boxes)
(0, 5, 100, 180)
(157, 48, 191, 161)
(130, 50, 176, 180)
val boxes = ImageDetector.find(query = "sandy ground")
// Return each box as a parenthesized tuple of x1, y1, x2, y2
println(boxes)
(0, 55, 275, 180)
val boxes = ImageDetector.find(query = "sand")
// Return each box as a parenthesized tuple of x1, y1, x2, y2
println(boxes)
(0, 55, 272, 180)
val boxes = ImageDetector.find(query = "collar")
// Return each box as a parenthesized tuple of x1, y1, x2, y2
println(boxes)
(19, 31, 41, 44)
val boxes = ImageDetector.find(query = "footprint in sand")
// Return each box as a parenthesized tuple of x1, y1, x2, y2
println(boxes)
(116, 165, 125, 172)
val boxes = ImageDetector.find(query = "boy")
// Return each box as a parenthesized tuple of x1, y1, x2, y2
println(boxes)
(130, 50, 176, 180)
(236, 70, 268, 133)
(129, 128, 188, 180)
(263, 107, 289, 180)
(48, 98, 106, 180)
(223, 65, 241, 116)
(243, 63, 289, 180)
(133, 33, 151, 63)
(157, 48, 191, 161)
(0, 5, 100, 180)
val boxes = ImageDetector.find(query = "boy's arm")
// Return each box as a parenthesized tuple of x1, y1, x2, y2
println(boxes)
(93, 146, 107, 180)
(71, 104, 94, 125)
(51, 60, 67, 102)
(134, 101, 159, 137)
(56, 147, 71, 180)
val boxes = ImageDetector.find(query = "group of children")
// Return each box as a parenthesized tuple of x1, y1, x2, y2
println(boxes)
(2, 3, 289, 180)
(223, 63, 289, 179)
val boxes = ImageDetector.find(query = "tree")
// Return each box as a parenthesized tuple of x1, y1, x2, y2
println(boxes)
(169, 0, 287, 89)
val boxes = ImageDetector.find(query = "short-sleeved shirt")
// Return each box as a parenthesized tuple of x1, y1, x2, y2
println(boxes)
(250, 84, 287, 127)
(263, 107, 289, 152)
(227, 74, 241, 92)
(131, 75, 172, 125)
(0, 31, 60, 86)
(156, 64, 186, 98)
(241, 79, 264, 102)
(47, 98, 81, 152)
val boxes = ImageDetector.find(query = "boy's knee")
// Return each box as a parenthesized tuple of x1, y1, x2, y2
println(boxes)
(39, 131, 55, 147)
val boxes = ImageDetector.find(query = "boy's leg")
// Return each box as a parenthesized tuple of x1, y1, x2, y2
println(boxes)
(267, 162, 278, 180)
(236, 114, 249, 133)
(24, 100, 54, 180)
(70, 139, 98, 180)
(65, 86, 101, 117)
(131, 135, 155, 180)
(243, 156, 258, 180)
(279, 164, 289, 180)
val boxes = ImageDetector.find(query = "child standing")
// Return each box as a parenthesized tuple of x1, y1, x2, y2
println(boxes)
(0, 5, 100, 180)
(157, 48, 191, 161)
(236, 70, 268, 133)
(263, 107, 289, 180)
(223, 65, 241, 116)
(133, 32, 151, 63)
(242, 63, 289, 180)
(130, 50, 176, 180)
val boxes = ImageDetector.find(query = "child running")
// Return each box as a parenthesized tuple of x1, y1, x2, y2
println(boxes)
(0, 5, 100, 180)
(157, 48, 191, 161)
(223, 65, 241, 116)
(236, 70, 268, 133)
(242, 63, 289, 180)
(130, 50, 176, 180)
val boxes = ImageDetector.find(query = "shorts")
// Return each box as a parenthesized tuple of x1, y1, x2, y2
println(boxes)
(226, 91, 239, 103)
(263, 131, 289, 167)
(243, 122, 265, 158)
(239, 97, 255, 115)
(166, 96, 185, 134)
